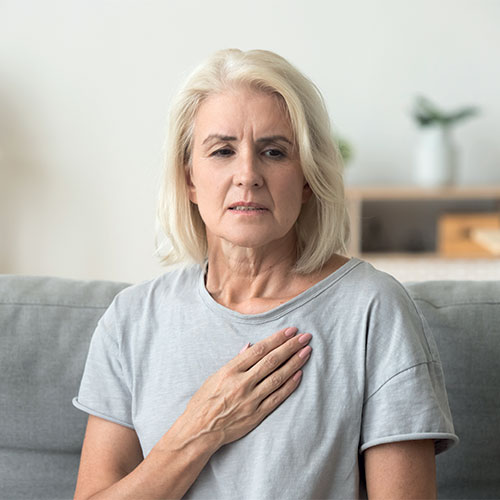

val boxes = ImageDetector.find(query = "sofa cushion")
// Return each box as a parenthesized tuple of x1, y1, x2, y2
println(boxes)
(406, 280, 500, 499)
(1, 275, 498, 500)
(0, 275, 130, 499)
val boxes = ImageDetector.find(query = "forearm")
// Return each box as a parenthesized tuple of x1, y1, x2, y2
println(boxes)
(88, 419, 220, 500)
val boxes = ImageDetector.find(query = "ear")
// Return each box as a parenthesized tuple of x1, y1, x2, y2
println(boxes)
(302, 182, 313, 204)
(185, 168, 198, 204)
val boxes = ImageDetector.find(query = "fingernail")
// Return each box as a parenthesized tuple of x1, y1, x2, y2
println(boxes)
(284, 327, 298, 337)
(298, 345, 312, 359)
(293, 370, 302, 382)
(239, 342, 251, 354)
(298, 333, 312, 344)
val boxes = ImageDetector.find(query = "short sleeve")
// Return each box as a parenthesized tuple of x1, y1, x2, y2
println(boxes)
(72, 299, 134, 429)
(360, 278, 458, 454)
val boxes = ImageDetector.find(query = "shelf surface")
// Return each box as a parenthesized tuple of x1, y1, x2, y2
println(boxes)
(346, 185, 500, 200)
(358, 253, 500, 282)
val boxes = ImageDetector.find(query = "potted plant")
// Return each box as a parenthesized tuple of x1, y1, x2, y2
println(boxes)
(412, 96, 478, 187)
(337, 136, 353, 165)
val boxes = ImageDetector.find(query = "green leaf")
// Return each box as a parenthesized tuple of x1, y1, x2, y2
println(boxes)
(412, 95, 479, 127)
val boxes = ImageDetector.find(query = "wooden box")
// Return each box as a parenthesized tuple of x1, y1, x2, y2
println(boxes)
(438, 213, 500, 257)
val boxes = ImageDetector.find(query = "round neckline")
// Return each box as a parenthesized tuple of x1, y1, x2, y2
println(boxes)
(198, 257, 362, 324)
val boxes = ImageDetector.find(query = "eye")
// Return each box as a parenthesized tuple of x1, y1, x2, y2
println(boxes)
(211, 148, 234, 157)
(263, 148, 286, 159)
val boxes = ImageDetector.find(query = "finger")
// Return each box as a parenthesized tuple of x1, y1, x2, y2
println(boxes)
(232, 327, 298, 371)
(239, 342, 252, 354)
(254, 344, 311, 400)
(248, 332, 312, 382)
(255, 369, 304, 421)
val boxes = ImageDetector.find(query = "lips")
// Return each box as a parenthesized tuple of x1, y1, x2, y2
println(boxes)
(228, 202, 268, 211)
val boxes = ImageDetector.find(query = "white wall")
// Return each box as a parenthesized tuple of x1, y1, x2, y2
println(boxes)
(1, 0, 499, 282)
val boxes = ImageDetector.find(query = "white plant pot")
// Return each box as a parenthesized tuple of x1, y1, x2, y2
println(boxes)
(414, 125, 457, 187)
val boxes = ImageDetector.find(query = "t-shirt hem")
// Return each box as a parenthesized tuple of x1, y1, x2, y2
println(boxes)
(72, 397, 135, 429)
(360, 432, 459, 455)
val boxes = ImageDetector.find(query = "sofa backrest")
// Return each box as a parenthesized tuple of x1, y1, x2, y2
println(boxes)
(0, 275, 130, 500)
(1, 275, 499, 499)
(406, 280, 500, 500)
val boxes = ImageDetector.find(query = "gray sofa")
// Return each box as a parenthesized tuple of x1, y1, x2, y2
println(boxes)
(1, 275, 499, 500)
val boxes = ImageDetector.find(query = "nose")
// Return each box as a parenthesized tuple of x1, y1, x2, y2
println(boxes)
(233, 150, 263, 188)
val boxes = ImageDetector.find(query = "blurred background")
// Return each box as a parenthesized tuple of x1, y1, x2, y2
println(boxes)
(1, 0, 499, 283)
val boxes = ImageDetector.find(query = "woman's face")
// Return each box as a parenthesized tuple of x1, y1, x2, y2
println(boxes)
(187, 87, 311, 252)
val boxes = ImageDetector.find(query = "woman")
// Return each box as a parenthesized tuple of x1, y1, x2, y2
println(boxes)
(73, 49, 457, 499)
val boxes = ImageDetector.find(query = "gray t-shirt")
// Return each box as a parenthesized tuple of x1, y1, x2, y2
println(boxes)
(73, 257, 458, 499)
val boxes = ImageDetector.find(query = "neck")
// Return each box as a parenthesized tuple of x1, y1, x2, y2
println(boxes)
(205, 235, 301, 308)
(203, 232, 350, 313)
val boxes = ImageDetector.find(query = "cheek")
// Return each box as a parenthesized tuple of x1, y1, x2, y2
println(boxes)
(187, 165, 218, 206)
(282, 175, 307, 204)
(189, 175, 227, 224)
(274, 184, 305, 223)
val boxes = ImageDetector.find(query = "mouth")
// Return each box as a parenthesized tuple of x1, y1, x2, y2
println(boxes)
(229, 207, 268, 212)
(228, 202, 268, 212)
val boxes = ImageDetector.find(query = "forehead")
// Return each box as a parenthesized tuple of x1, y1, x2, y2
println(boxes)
(193, 88, 292, 140)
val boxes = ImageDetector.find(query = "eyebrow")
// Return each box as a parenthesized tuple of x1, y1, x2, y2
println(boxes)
(202, 134, 236, 145)
(202, 134, 293, 146)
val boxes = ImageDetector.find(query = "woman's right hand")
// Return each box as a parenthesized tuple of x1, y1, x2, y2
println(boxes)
(167, 326, 312, 453)
(75, 327, 311, 500)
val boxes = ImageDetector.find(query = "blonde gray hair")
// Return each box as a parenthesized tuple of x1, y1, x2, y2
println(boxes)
(156, 48, 350, 274)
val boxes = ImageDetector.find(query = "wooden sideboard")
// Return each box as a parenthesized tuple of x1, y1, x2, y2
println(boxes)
(346, 186, 500, 258)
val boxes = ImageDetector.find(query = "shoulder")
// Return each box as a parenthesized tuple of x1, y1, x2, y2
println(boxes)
(342, 259, 434, 353)
(350, 260, 439, 363)
(103, 264, 203, 324)
(344, 258, 416, 309)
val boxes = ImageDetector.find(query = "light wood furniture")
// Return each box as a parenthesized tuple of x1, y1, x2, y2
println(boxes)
(438, 213, 500, 257)
(346, 186, 500, 258)
(471, 228, 500, 255)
